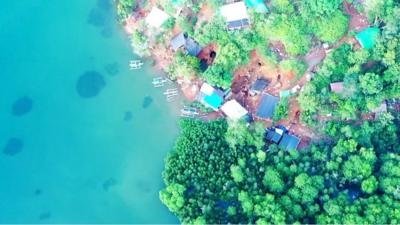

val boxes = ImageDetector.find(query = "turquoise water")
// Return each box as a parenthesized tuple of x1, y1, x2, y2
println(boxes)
(0, 0, 180, 223)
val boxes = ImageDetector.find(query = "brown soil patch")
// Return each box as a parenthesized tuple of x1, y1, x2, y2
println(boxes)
(344, 1, 370, 32)
(269, 41, 288, 60)
(196, 3, 215, 27)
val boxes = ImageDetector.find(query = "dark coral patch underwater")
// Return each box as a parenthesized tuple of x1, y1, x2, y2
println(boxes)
(12, 96, 33, 116)
(142, 96, 153, 108)
(3, 138, 23, 156)
(76, 71, 106, 98)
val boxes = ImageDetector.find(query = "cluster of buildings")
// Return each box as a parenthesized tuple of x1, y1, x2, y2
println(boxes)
(196, 79, 301, 151)
(140, 1, 316, 151)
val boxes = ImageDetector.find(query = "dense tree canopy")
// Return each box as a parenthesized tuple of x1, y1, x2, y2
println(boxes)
(161, 118, 399, 224)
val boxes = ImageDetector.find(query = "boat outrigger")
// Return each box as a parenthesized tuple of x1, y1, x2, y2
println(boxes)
(129, 60, 144, 70)
(180, 106, 199, 118)
(152, 77, 171, 87)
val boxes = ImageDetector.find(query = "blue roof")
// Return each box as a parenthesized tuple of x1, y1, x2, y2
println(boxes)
(171, 33, 186, 51)
(203, 92, 223, 110)
(256, 94, 279, 119)
(278, 133, 300, 151)
(228, 19, 250, 29)
(171, 32, 202, 56)
(185, 37, 202, 56)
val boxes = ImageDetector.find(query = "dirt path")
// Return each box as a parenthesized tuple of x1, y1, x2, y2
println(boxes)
(344, 1, 370, 32)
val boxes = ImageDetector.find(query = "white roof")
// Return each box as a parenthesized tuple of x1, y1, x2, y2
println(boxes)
(221, 100, 248, 120)
(220, 2, 249, 22)
(200, 83, 215, 96)
(145, 7, 170, 28)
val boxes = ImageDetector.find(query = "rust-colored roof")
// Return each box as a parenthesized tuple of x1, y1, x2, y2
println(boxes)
(330, 82, 344, 93)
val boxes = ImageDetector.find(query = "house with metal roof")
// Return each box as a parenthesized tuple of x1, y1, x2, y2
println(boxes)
(220, 1, 250, 30)
(145, 7, 170, 28)
(250, 78, 269, 96)
(330, 82, 344, 94)
(197, 83, 224, 110)
(221, 99, 248, 120)
(256, 94, 279, 119)
(171, 32, 202, 56)
(278, 133, 300, 151)
(266, 126, 287, 143)
(355, 27, 380, 49)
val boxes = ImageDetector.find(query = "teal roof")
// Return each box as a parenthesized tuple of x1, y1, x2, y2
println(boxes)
(204, 92, 223, 110)
(245, 0, 268, 13)
(280, 90, 291, 98)
(355, 27, 380, 49)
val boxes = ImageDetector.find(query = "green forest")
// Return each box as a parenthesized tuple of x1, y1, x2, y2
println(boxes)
(116, 0, 400, 223)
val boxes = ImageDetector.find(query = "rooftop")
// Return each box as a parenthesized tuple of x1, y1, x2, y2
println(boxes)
(171, 33, 187, 51)
(330, 82, 344, 94)
(198, 83, 224, 110)
(145, 7, 170, 28)
(250, 78, 269, 94)
(220, 2, 249, 23)
(221, 100, 248, 120)
(245, 0, 268, 13)
(171, 33, 202, 56)
(256, 94, 279, 119)
(355, 27, 380, 49)
(278, 133, 300, 151)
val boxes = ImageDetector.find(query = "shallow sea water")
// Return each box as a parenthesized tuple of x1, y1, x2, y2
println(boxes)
(0, 0, 180, 223)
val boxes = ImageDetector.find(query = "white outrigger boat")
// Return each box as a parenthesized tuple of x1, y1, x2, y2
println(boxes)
(163, 88, 178, 95)
(152, 77, 170, 88)
(180, 106, 199, 118)
(129, 60, 144, 70)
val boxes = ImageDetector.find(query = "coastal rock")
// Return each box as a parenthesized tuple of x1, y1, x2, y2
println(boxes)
(12, 96, 33, 116)
(76, 71, 106, 98)
(3, 138, 23, 156)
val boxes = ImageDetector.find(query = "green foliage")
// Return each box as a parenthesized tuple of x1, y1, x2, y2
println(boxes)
(161, 118, 400, 224)
(362, 176, 378, 194)
(265, 14, 311, 55)
(359, 72, 383, 95)
(280, 59, 307, 78)
(231, 165, 245, 183)
(162, 17, 176, 30)
(117, 0, 137, 20)
(273, 97, 289, 122)
(263, 167, 284, 193)
(159, 2, 400, 225)
(270, 0, 295, 14)
(131, 30, 150, 56)
(313, 11, 349, 43)
(166, 51, 200, 79)
(159, 183, 186, 213)
(299, 0, 343, 18)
